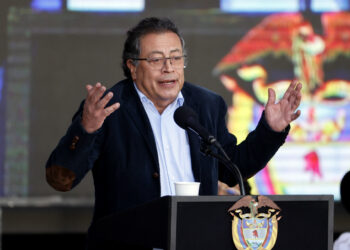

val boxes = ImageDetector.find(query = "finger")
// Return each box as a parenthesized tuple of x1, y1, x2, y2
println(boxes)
(296, 82, 302, 92)
(86, 84, 93, 92)
(286, 82, 302, 109)
(287, 91, 298, 109)
(289, 84, 302, 110)
(283, 80, 297, 100)
(292, 92, 302, 110)
(90, 82, 101, 93)
(104, 102, 120, 117)
(91, 85, 106, 103)
(87, 83, 106, 105)
(89, 82, 102, 95)
(267, 88, 276, 106)
(86, 82, 102, 102)
(291, 110, 301, 121)
(97, 91, 114, 109)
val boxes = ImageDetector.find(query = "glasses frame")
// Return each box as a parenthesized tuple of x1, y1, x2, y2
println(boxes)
(131, 55, 187, 69)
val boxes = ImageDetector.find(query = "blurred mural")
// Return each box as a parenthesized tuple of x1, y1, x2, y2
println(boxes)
(214, 12, 350, 198)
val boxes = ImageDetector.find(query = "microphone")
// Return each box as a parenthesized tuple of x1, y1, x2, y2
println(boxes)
(341, 171, 350, 213)
(174, 106, 246, 196)
(174, 106, 216, 144)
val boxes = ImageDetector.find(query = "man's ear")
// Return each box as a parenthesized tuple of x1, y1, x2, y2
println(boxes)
(127, 59, 137, 81)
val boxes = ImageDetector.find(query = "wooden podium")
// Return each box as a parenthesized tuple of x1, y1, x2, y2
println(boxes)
(88, 195, 333, 250)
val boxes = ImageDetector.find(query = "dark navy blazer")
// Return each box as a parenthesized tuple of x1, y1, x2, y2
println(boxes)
(46, 79, 289, 225)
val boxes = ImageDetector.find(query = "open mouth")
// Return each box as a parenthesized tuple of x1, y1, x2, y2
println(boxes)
(159, 79, 176, 85)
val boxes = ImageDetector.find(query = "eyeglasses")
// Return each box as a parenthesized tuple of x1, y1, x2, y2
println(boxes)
(131, 55, 187, 69)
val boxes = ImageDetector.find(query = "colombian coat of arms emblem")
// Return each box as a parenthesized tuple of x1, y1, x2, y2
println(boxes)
(229, 196, 282, 250)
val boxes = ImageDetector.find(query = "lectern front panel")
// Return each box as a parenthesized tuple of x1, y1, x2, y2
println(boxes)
(173, 195, 333, 250)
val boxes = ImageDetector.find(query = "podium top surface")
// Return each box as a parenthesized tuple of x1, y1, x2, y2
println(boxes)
(164, 194, 333, 203)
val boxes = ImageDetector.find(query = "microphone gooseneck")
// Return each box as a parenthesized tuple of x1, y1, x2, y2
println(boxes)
(174, 106, 246, 196)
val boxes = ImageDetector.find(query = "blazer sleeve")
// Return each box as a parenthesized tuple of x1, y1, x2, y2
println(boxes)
(45, 102, 105, 189)
(216, 96, 289, 187)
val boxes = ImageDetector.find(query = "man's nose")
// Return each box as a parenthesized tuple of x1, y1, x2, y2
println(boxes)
(162, 58, 174, 72)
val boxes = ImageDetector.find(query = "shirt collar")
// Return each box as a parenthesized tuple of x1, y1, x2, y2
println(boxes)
(133, 82, 184, 107)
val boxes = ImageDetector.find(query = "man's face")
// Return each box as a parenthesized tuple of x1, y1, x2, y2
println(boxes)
(127, 32, 185, 113)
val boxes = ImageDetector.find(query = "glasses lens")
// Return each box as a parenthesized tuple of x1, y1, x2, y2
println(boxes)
(170, 56, 184, 68)
(148, 56, 185, 69)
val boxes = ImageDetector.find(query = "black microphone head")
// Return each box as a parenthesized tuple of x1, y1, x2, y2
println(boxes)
(341, 171, 350, 213)
(174, 106, 198, 129)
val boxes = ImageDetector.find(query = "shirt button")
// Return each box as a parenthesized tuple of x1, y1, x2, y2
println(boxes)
(152, 172, 159, 179)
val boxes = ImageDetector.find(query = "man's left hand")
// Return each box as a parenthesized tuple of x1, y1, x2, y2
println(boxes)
(265, 80, 302, 132)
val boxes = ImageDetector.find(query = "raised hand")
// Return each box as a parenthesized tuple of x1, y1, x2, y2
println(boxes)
(265, 80, 302, 132)
(81, 82, 120, 133)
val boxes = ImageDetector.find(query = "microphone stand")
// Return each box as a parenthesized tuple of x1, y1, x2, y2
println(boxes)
(200, 138, 246, 196)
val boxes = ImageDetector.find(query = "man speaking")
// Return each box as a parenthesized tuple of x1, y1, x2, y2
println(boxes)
(45, 17, 302, 248)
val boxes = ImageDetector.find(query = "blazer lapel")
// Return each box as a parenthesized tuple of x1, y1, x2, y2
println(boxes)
(121, 82, 159, 171)
(181, 83, 202, 183)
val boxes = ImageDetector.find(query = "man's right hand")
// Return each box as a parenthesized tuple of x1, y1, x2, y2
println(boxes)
(81, 82, 120, 133)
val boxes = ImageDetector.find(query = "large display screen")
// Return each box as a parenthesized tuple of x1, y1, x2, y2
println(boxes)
(214, 11, 350, 200)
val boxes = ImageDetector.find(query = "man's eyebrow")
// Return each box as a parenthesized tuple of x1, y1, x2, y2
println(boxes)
(170, 49, 181, 54)
(148, 49, 182, 56)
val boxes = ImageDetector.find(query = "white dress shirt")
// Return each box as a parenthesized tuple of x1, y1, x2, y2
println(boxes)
(133, 83, 194, 196)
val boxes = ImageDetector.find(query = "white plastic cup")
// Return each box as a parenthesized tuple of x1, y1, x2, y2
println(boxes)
(174, 182, 200, 196)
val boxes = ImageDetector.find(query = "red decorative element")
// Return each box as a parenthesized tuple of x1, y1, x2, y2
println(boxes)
(304, 151, 322, 179)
